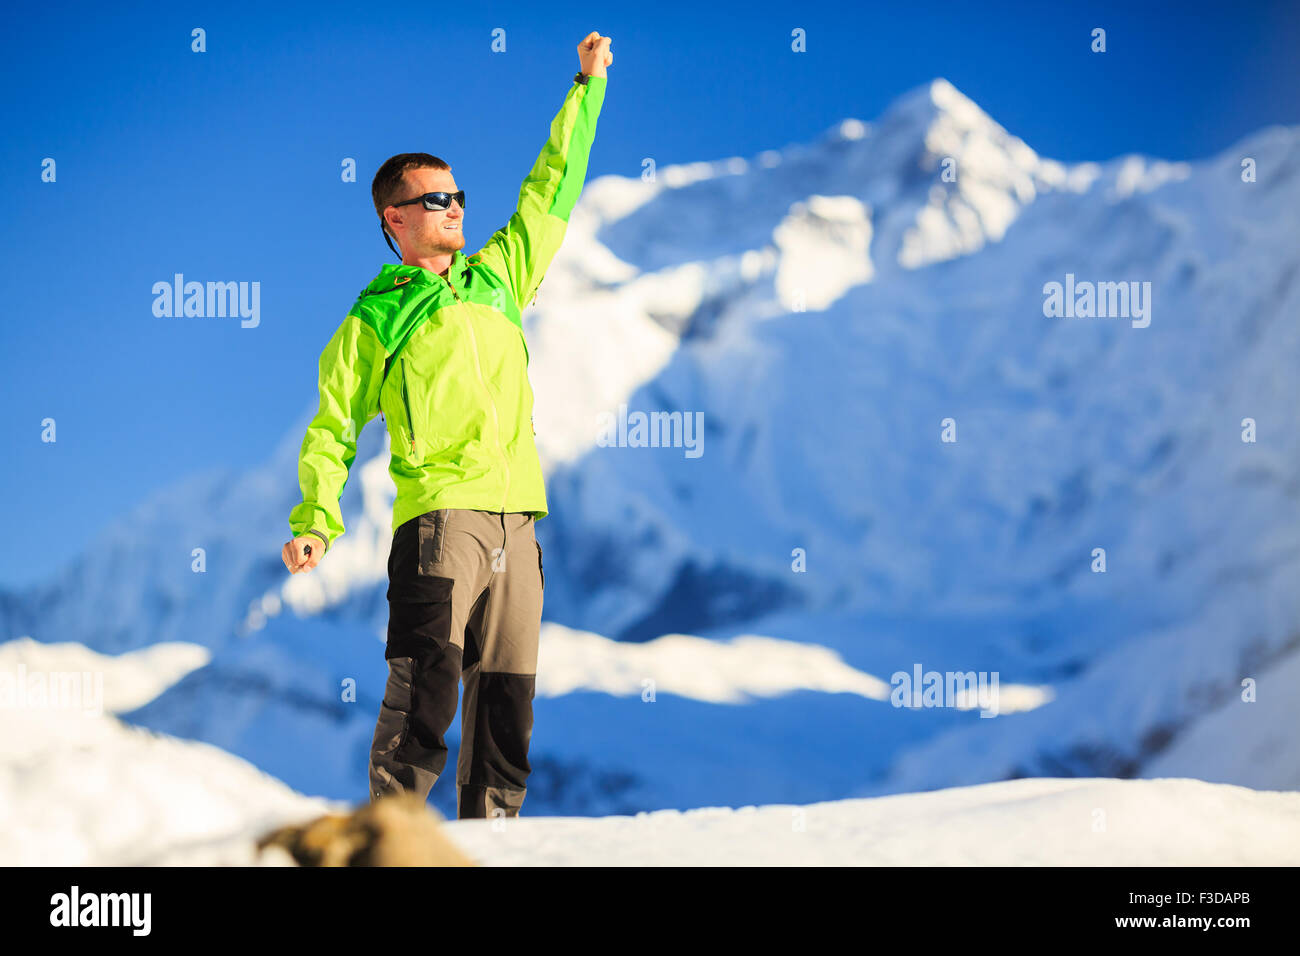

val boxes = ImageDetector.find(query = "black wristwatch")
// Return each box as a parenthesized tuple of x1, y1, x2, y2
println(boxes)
(573, 71, 590, 86)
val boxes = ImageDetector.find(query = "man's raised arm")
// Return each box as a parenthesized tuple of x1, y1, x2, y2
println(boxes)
(471, 32, 612, 312)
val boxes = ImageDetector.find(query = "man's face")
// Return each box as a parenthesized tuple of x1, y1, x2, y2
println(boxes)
(385, 166, 465, 258)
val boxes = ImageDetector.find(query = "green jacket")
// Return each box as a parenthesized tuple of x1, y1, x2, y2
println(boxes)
(289, 74, 606, 551)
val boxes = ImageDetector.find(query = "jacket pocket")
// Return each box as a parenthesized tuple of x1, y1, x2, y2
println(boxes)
(399, 356, 417, 456)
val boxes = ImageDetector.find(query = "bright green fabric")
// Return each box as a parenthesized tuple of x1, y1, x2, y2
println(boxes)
(289, 75, 606, 548)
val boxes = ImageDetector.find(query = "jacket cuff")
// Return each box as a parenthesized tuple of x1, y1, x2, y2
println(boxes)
(305, 528, 330, 554)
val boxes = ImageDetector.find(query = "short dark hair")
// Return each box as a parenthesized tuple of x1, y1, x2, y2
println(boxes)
(372, 153, 451, 237)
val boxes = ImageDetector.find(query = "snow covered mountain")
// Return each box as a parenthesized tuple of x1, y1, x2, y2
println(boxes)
(2, 78, 1297, 815)
(530, 78, 1297, 641)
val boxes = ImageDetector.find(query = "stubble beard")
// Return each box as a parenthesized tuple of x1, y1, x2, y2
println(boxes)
(418, 221, 466, 257)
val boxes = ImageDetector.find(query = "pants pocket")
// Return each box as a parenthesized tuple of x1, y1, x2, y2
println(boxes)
(386, 574, 455, 660)
(535, 539, 545, 590)
(417, 509, 448, 574)
(381, 656, 416, 713)
(372, 655, 416, 758)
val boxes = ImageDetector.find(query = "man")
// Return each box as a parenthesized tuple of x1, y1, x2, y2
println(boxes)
(280, 32, 612, 820)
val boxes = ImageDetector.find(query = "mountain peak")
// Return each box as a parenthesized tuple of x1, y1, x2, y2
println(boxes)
(816, 78, 990, 146)
(876, 77, 1002, 140)
(805, 78, 1047, 271)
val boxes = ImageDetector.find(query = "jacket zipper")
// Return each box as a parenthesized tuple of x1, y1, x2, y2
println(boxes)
(400, 356, 416, 456)
(444, 273, 511, 513)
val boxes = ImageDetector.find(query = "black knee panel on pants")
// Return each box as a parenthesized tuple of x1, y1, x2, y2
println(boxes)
(464, 672, 537, 790)
(392, 644, 463, 775)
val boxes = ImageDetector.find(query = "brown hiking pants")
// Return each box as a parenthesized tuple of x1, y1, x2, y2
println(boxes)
(368, 508, 544, 819)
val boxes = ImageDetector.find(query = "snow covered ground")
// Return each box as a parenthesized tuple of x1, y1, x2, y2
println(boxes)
(0, 638, 340, 866)
(4, 636, 1298, 866)
(442, 777, 1300, 867)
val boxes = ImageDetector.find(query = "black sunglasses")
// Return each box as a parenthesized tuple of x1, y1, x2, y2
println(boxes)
(380, 191, 467, 258)
(392, 190, 466, 212)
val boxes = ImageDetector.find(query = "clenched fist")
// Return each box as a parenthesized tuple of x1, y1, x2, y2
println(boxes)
(578, 31, 613, 78)
(282, 536, 323, 574)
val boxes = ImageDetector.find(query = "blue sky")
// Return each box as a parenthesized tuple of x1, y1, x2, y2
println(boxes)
(1, 0, 1297, 589)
